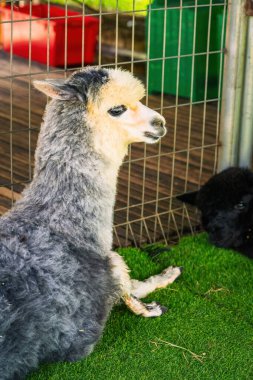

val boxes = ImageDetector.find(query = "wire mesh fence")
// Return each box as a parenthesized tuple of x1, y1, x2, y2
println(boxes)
(0, 0, 228, 247)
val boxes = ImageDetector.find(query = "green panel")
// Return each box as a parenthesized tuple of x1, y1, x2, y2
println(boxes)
(147, 0, 226, 101)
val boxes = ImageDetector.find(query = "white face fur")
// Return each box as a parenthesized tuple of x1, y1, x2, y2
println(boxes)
(34, 68, 167, 164)
(86, 69, 166, 162)
(107, 101, 166, 144)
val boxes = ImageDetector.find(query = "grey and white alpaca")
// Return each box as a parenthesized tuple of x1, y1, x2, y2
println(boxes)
(0, 67, 182, 380)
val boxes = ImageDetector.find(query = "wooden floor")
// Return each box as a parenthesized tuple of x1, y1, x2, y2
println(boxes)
(0, 51, 220, 246)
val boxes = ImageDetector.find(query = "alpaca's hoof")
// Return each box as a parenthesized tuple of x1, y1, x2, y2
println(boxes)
(161, 266, 182, 283)
(143, 301, 168, 317)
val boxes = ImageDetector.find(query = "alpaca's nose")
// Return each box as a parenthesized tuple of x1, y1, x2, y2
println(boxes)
(150, 117, 167, 137)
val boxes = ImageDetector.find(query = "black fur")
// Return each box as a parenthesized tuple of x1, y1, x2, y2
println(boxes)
(177, 167, 253, 259)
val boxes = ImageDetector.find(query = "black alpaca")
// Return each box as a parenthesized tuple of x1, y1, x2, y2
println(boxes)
(178, 167, 253, 259)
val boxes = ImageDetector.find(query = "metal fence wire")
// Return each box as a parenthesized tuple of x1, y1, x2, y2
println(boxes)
(0, 0, 228, 247)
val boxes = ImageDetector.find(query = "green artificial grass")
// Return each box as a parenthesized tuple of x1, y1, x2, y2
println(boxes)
(28, 233, 253, 380)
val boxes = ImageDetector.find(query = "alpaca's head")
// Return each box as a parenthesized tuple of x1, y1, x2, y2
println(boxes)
(177, 167, 253, 256)
(34, 67, 166, 163)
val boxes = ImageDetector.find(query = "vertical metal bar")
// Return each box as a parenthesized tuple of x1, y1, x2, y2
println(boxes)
(214, 1, 227, 173)
(153, 0, 167, 241)
(64, 0, 68, 75)
(113, 226, 121, 248)
(184, 0, 197, 192)
(239, 16, 253, 167)
(168, 0, 183, 239)
(157, 214, 168, 244)
(180, 0, 197, 234)
(98, 0, 102, 67)
(198, 0, 213, 186)
(183, 204, 194, 234)
(125, 0, 136, 245)
(218, 0, 248, 170)
(47, 0, 50, 73)
(125, 158, 132, 245)
(81, 0, 85, 68)
(28, 0, 32, 181)
(159, 0, 167, 112)
(172, 212, 181, 240)
(140, 0, 151, 244)
(9, 1, 13, 203)
(128, 223, 137, 248)
(130, 0, 135, 73)
(143, 219, 152, 244)
(115, 0, 119, 68)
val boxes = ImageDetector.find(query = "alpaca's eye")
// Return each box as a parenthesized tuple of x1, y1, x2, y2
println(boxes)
(234, 201, 246, 210)
(108, 105, 127, 117)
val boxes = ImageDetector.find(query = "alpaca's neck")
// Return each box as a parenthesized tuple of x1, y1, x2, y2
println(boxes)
(21, 100, 124, 251)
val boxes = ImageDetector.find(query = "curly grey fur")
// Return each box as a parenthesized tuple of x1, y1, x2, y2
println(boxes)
(0, 68, 121, 380)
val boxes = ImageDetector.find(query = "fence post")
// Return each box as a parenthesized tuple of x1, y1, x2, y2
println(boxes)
(238, 7, 253, 167)
(218, 0, 248, 171)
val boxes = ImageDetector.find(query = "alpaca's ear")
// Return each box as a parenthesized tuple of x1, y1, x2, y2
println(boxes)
(33, 79, 85, 102)
(177, 190, 199, 206)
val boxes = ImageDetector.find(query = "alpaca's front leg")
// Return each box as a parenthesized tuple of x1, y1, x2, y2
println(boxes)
(122, 294, 168, 317)
(109, 252, 182, 318)
(130, 266, 183, 299)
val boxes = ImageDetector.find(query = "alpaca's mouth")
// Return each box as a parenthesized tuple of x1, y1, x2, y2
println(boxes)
(144, 132, 161, 141)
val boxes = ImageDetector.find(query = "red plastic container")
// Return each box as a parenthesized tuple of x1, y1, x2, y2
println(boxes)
(0, 4, 99, 67)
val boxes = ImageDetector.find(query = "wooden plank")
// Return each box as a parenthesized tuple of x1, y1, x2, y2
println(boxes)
(0, 187, 22, 201)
